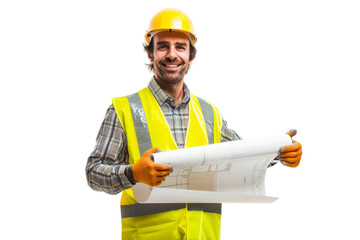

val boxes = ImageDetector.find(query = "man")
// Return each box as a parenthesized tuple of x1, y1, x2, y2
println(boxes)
(86, 8, 302, 240)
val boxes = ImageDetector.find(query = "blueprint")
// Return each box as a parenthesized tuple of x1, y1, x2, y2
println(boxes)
(132, 134, 292, 203)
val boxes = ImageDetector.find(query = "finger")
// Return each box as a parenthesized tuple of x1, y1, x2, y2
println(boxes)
(156, 170, 171, 177)
(281, 160, 300, 168)
(280, 155, 302, 164)
(281, 161, 291, 166)
(279, 149, 302, 158)
(154, 163, 172, 171)
(155, 181, 163, 186)
(279, 141, 302, 153)
(286, 129, 297, 138)
(150, 181, 163, 187)
(155, 174, 168, 181)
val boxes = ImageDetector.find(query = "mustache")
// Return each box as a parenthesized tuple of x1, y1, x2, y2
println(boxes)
(160, 58, 184, 65)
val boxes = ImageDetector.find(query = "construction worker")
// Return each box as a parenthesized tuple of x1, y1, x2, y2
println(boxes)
(86, 8, 303, 240)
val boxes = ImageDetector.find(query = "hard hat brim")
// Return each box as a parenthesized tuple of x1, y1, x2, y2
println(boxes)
(145, 29, 197, 45)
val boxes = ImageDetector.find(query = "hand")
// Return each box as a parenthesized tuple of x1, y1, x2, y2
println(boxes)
(132, 148, 172, 186)
(278, 129, 303, 168)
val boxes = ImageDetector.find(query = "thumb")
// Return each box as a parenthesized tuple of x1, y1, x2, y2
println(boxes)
(143, 147, 158, 158)
(286, 129, 297, 138)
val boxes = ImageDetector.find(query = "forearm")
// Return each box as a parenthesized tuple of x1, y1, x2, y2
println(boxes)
(86, 157, 133, 195)
(85, 106, 134, 195)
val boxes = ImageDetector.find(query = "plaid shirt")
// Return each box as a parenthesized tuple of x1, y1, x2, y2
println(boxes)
(86, 78, 241, 195)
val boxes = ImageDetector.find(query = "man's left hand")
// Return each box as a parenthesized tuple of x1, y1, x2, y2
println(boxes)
(278, 129, 303, 168)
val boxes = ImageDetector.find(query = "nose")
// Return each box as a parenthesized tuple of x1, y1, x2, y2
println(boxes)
(166, 45, 177, 61)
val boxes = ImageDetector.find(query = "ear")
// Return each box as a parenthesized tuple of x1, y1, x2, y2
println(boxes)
(189, 58, 194, 66)
(148, 52, 154, 63)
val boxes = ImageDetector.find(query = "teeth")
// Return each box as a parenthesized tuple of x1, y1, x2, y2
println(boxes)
(165, 64, 179, 67)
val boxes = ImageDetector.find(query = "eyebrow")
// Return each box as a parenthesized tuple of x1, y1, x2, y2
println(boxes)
(176, 42, 188, 47)
(156, 41, 188, 47)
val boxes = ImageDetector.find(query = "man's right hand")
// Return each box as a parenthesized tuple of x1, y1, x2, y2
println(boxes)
(132, 148, 172, 186)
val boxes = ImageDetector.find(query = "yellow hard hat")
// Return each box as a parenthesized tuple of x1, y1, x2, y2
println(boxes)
(145, 8, 197, 45)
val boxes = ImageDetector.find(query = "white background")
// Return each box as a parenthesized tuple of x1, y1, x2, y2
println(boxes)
(1, 0, 359, 239)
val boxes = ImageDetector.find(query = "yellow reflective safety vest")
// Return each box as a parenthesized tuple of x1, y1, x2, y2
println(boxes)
(112, 86, 223, 240)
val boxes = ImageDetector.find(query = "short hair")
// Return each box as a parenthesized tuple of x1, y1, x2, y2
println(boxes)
(143, 38, 197, 71)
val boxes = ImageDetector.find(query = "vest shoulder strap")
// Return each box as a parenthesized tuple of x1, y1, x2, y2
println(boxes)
(194, 95, 222, 144)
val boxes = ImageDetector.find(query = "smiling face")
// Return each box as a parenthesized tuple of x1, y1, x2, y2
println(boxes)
(149, 31, 193, 84)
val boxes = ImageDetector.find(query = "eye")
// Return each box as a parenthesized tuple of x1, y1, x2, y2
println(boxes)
(176, 44, 187, 51)
(157, 45, 168, 50)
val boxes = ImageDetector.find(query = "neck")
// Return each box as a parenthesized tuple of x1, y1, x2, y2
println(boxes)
(154, 77, 185, 106)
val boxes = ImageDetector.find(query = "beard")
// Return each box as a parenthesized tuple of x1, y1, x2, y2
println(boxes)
(154, 59, 190, 84)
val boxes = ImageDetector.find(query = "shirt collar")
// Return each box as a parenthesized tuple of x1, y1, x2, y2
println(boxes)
(148, 77, 191, 106)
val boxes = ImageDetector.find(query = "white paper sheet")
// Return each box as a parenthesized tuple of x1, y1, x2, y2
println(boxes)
(133, 134, 292, 203)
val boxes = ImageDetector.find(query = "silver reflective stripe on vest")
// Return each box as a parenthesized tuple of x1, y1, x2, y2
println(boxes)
(127, 93, 153, 156)
(187, 203, 222, 215)
(197, 97, 215, 144)
(121, 203, 186, 218)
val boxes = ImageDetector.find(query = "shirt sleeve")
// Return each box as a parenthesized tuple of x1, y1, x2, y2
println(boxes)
(85, 105, 134, 195)
(220, 118, 242, 142)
